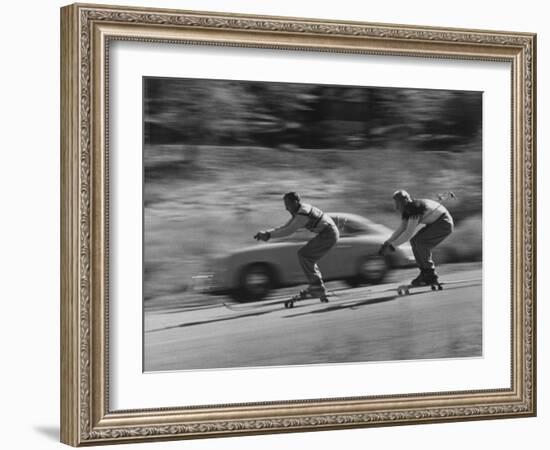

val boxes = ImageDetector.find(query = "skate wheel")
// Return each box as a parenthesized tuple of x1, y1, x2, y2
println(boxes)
(438, 285, 443, 291)
(289, 301, 294, 308)
(398, 289, 403, 296)
(405, 289, 410, 295)
(284, 301, 290, 308)
(431, 285, 436, 291)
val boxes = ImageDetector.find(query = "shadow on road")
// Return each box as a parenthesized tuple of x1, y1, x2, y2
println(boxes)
(147, 309, 273, 333)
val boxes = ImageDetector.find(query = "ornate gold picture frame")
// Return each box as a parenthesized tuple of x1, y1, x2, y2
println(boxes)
(61, 3, 536, 446)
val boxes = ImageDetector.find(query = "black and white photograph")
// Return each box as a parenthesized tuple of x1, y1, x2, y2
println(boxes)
(143, 77, 483, 372)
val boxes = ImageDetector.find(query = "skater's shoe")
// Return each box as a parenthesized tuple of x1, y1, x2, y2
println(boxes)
(422, 269, 439, 285)
(308, 283, 326, 297)
(292, 286, 319, 301)
(411, 271, 427, 286)
(291, 289, 311, 301)
(314, 286, 330, 302)
(292, 285, 329, 302)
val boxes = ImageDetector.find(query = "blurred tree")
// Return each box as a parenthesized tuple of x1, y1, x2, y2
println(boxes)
(144, 78, 481, 152)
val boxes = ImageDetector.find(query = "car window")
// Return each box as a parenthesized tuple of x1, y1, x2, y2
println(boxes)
(342, 221, 372, 236)
(331, 215, 372, 236)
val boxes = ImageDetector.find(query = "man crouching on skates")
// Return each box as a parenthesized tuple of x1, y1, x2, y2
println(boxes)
(379, 189, 454, 286)
(254, 192, 339, 303)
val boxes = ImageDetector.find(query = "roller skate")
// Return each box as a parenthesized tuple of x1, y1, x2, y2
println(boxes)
(284, 285, 329, 309)
(398, 268, 442, 295)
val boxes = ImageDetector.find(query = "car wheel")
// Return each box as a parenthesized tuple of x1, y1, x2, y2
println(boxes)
(232, 263, 274, 302)
(347, 255, 389, 287)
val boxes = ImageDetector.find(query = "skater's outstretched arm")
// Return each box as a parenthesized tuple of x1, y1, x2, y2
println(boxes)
(387, 219, 407, 243)
(255, 215, 309, 241)
(389, 216, 420, 247)
(267, 214, 308, 239)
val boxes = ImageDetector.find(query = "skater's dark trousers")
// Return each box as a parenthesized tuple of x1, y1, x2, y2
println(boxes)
(297, 225, 339, 291)
(410, 213, 454, 271)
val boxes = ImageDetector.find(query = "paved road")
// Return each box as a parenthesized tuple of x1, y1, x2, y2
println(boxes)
(144, 263, 482, 371)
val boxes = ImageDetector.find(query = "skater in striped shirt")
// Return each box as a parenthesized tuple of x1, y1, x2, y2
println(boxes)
(379, 190, 454, 286)
(254, 192, 339, 302)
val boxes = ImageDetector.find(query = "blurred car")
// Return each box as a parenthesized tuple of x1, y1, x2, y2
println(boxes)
(207, 213, 415, 302)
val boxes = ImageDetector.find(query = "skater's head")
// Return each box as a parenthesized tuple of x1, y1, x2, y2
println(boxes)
(392, 189, 412, 213)
(283, 192, 301, 214)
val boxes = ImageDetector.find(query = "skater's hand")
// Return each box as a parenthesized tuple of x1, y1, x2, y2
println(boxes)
(254, 231, 271, 242)
(378, 241, 395, 256)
